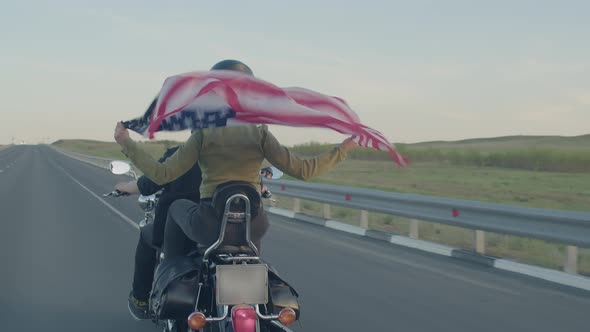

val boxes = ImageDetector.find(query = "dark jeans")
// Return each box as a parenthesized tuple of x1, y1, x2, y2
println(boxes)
(131, 194, 198, 301)
(163, 199, 269, 259)
(132, 224, 157, 301)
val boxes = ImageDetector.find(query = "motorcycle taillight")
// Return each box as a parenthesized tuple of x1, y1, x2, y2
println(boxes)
(231, 305, 257, 332)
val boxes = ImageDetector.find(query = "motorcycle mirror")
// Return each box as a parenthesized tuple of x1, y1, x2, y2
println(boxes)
(267, 166, 283, 180)
(109, 160, 131, 175)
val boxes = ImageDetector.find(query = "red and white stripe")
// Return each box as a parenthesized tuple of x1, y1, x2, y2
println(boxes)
(148, 71, 408, 166)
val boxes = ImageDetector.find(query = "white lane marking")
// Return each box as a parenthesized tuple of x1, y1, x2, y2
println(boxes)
(55, 164, 139, 231)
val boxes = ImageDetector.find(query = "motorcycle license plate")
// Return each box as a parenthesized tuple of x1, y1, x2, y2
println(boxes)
(216, 264, 268, 305)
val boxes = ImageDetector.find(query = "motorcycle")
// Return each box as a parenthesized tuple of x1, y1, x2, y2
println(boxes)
(105, 161, 158, 228)
(105, 161, 299, 332)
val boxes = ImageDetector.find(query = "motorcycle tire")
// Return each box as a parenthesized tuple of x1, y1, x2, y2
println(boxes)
(258, 321, 285, 332)
(164, 320, 188, 332)
(166, 319, 222, 332)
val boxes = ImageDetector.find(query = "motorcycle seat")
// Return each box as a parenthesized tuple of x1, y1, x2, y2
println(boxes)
(197, 244, 255, 256)
(212, 181, 261, 219)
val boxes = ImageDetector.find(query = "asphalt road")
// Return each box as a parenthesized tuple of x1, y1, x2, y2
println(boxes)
(1, 145, 589, 332)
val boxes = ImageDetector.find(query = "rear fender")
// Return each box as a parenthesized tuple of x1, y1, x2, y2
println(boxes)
(231, 305, 257, 332)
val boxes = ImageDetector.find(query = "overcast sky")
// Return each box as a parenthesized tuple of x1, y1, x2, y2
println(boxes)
(1, 0, 589, 145)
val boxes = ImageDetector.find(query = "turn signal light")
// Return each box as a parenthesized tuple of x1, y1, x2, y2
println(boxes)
(187, 312, 207, 330)
(278, 308, 296, 326)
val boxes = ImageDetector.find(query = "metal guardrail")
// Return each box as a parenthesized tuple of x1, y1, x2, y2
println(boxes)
(53, 146, 590, 273)
(55, 146, 590, 246)
(266, 180, 590, 248)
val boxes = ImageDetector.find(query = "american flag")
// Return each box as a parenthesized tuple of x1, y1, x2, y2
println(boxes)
(124, 71, 408, 167)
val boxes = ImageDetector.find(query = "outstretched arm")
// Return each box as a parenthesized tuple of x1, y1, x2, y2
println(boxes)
(114, 122, 201, 185)
(261, 127, 357, 181)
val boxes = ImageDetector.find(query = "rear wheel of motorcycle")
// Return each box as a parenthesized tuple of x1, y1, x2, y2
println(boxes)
(258, 321, 283, 332)
(169, 320, 221, 332)
(166, 320, 188, 332)
(202, 322, 223, 332)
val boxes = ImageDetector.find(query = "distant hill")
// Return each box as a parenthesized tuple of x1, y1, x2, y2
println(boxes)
(405, 134, 590, 152)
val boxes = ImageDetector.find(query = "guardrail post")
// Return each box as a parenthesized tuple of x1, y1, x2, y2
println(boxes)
(293, 198, 301, 213)
(565, 245, 578, 274)
(360, 210, 369, 228)
(475, 230, 485, 254)
(323, 204, 331, 219)
(410, 219, 420, 239)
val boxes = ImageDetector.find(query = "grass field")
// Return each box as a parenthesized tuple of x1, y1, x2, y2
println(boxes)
(52, 137, 590, 275)
(294, 135, 590, 173)
(301, 160, 590, 212)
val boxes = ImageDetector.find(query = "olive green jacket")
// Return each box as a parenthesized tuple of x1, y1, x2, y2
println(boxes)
(122, 125, 352, 198)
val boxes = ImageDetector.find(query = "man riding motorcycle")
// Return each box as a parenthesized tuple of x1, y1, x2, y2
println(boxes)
(113, 58, 357, 303)
(114, 145, 202, 320)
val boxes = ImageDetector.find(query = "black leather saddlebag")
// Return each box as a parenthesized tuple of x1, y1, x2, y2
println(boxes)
(150, 256, 201, 319)
(268, 268, 301, 319)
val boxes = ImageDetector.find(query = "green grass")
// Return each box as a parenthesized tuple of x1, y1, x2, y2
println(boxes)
(54, 138, 590, 275)
(297, 160, 590, 212)
(293, 138, 590, 173)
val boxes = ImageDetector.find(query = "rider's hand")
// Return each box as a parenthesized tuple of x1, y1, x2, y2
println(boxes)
(261, 185, 272, 199)
(115, 182, 129, 193)
(114, 122, 130, 145)
(115, 181, 140, 195)
(341, 136, 358, 150)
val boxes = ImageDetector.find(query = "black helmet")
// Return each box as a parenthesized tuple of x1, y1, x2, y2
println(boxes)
(210, 59, 254, 76)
